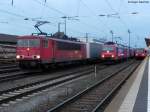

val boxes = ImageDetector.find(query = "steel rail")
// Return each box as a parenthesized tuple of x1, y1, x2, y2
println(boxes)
(47, 61, 139, 112)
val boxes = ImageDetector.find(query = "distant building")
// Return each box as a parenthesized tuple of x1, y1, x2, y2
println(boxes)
(0, 34, 17, 45)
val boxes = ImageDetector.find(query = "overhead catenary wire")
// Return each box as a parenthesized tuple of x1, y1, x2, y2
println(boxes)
(33, 0, 67, 16)
(103, 0, 141, 47)
(79, 0, 111, 38)
(0, 0, 139, 44)
(118, 0, 124, 13)
(76, 0, 81, 17)
(0, 9, 26, 18)
(104, 0, 130, 30)
(33, 0, 104, 38)
(0, 0, 109, 39)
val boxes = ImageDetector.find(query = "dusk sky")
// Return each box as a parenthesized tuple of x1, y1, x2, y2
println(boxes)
(0, 0, 150, 47)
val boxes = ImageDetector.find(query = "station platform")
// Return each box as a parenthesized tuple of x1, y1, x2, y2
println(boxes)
(104, 57, 149, 112)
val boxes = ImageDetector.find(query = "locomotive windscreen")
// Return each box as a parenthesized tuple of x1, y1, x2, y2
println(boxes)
(103, 46, 114, 51)
(17, 39, 40, 47)
(136, 49, 145, 53)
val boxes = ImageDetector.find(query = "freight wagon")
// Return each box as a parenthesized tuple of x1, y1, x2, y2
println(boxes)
(0, 44, 16, 59)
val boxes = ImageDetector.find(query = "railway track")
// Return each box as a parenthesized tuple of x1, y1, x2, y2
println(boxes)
(0, 64, 109, 107)
(0, 65, 17, 69)
(0, 63, 106, 84)
(0, 70, 41, 83)
(0, 67, 20, 74)
(47, 61, 140, 112)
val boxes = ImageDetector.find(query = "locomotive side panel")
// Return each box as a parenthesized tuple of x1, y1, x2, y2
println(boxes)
(53, 40, 86, 62)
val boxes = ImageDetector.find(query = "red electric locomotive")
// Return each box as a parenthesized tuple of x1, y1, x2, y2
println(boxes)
(135, 48, 147, 59)
(101, 42, 124, 61)
(16, 34, 86, 68)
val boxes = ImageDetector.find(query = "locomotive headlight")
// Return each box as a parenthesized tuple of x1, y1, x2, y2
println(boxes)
(102, 55, 105, 58)
(16, 55, 20, 59)
(27, 48, 30, 51)
(36, 55, 40, 59)
(112, 55, 114, 58)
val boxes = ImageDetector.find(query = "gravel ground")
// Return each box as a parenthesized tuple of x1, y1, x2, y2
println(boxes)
(0, 60, 135, 112)
(0, 64, 99, 92)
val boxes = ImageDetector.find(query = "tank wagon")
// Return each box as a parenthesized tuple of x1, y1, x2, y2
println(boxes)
(86, 42, 102, 60)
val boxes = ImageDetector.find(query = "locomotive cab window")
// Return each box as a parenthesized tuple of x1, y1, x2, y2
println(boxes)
(103, 47, 114, 51)
(43, 40, 48, 48)
(17, 39, 40, 47)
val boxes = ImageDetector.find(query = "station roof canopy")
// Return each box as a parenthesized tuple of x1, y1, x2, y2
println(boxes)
(145, 38, 150, 47)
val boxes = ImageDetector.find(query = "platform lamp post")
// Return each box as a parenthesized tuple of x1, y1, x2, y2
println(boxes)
(115, 37, 122, 44)
(110, 30, 114, 42)
(61, 16, 67, 35)
(85, 33, 89, 43)
(58, 22, 65, 33)
(128, 29, 131, 56)
(11, 0, 13, 6)
(61, 16, 79, 35)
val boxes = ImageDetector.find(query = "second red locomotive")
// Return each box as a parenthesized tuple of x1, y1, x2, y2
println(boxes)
(101, 42, 135, 61)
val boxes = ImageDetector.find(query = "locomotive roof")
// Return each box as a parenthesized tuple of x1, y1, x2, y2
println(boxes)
(17, 35, 85, 44)
(104, 41, 131, 48)
(136, 48, 145, 50)
(104, 41, 115, 45)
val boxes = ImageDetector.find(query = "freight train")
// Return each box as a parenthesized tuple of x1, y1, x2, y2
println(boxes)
(16, 34, 103, 68)
(16, 33, 144, 68)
